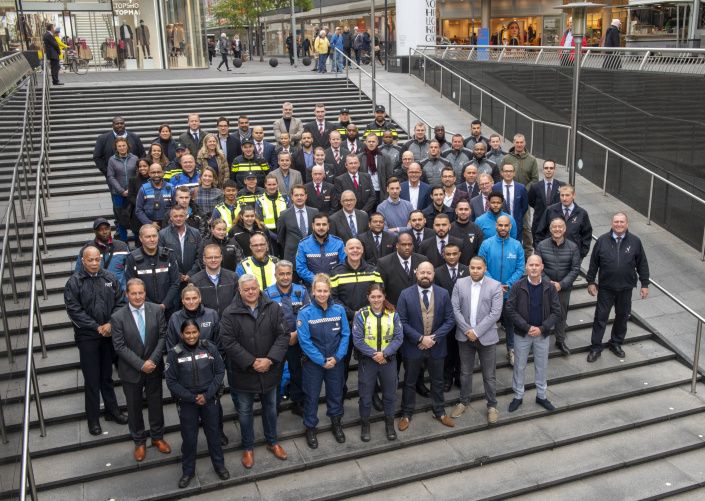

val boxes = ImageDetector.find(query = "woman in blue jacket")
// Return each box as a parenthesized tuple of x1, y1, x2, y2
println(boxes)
(297, 273, 350, 449)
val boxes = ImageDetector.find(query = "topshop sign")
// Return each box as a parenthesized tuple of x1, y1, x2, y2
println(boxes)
(396, 0, 437, 55)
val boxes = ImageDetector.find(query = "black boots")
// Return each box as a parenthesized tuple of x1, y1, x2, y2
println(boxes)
(306, 427, 318, 449)
(331, 416, 346, 443)
(385, 416, 397, 441)
(360, 419, 371, 442)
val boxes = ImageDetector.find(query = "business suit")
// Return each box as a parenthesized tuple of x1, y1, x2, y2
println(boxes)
(329, 209, 369, 243)
(451, 275, 503, 407)
(304, 181, 336, 214)
(303, 120, 336, 149)
(269, 168, 303, 196)
(292, 147, 313, 182)
(408, 227, 435, 253)
(376, 252, 428, 306)
(528, 179, 564, 237)
(311, 162, 338, 184)
(435, 263, 468, 387)
(397, 284, 455, 418)
(93, 130, 145, 176)
(536, 202, 593, 258)
(470, 193, 489, 221)
(253, 140, 278, 170)
(444, 188, 470, 209)
(158, 224, 202, 277)
(418, 235, 469, 268)
(111, 302, 167, 444)
(358, 150, 394, 199)
(400, 181, 431, 211)
(324, 146, 349, 176)
(277, 205, 319, 262)
(178, 129, 206, 156)
(333, 171, 376, 213)
(358, 230, 397, 265)
(493, 181, 528, 240)
(217, 134, 241, 167)
(272, 116, 304, 145)
(344, 138, 363, 155)
(458, 181, 480, 200)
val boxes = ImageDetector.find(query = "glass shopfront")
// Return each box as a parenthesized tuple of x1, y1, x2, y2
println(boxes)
(161, 0, 207, 68)
(113, 0, 161, 69)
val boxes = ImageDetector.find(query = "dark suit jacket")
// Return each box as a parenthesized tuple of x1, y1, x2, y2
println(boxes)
(397, 284, 455, 360)
(292, 147, 313, 182)
(470, 193, 488, 221)
(493, 182, 529, 237)
(93, 131, 145, 175)
(329, 209, 369, 242)
(303, 120, 336, 149)
(376, 252, 428, 305)
(219, 134, 241, 167)
(311, 162, 338, 184)
(408, 227, 435, 253)
(333, 171, 376, 213)
(43, 31, 60, 60)
(400, 181, 431, 211)
(111, 302, 166, 384)
(445, 188, 470, 209)
(324, 146, 349, 176)
(358, 150, 394, 199)
(304, 181, 337, 214)
(178, 129, 206, 156)
(344, 138, 364, 155)
(277, 205, 319, 262)
(358, 230, 398, 265)
(418, 235, 469, 268)
(458, 181, 480, 200)
(528, 179, 564, 235)
(434, 263, 469, 296)
(536, 202, 593, 258)
(255, 141, 277, 169)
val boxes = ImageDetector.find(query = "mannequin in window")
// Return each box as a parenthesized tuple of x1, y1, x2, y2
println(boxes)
(166, 23, 174, 56)
(136, 19, 151, 59)
(119, 21, 134, 58)
(173, 22, 185, 55)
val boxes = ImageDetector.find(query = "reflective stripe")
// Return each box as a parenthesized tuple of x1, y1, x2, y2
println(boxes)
(215, 204, 241, 232)
(241, 257, 276, 290)
(136, 267, 170, 275)
(361, 307, 394, 351)
(308, 316, 342, 325)
(258, 193, 288, 229)
(330, 271, 382, 287)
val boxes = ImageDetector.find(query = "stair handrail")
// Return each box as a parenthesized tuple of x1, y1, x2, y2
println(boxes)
(335, 47, 454, 138)
(19, 55, 53, 501)
(410, 47, 705, 261)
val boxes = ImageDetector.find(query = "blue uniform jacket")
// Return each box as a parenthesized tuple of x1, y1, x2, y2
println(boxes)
(165, 339, 225, 403)
(296, 301, 350, 366)
(264, 283, 310, 333)
(135, 180, 174, 224)
(295, 234, 346, 285)
(475, 210, 518, 240)
(478, 234, 525, 297)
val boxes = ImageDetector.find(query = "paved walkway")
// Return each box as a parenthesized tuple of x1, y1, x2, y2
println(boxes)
(56, 61, 705, 365)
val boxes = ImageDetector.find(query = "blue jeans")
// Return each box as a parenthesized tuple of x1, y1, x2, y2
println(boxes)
(111, 194, 128, 241)
(332, 50, 343, 71)
(302, 359, 344, 428)
(234, 387, 278, 450)
(512, 334, 549, 400)
(317, 53, 328, 73)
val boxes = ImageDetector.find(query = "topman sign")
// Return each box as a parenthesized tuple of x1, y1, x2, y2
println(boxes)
(397, 0, 437, 55)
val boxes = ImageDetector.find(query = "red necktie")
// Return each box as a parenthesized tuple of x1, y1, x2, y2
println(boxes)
(318, 122, 324, 134)
(484, 196, 489, 211)
(353, 174, 359, 189)
(334, 149, 340, 163)
(316, 183, 321, 196)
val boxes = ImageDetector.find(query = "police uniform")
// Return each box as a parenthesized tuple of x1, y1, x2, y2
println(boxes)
(236, 255, 279, 290)
(165, 339, 226, 478)
(230, 155, 270, 189)
(124, 246, 181, 313)
(265, 283, 310, 408)
(297, 301, 350, 431)
(352, 306, 404, 419)
(255, 191, 290, 231)
(236, 186, 264, 208)
(134, 180, 174, 225)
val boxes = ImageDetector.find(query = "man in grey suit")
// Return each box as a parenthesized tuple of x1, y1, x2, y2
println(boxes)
(450, 255, 503, 424)
(469, 173, 495, 221)
(329, 190, 369, 243)
(270, 151, 303, 196)
(277, 184, 319, 263)
(111, 278, 171, 462)
(272, 102, 304, 146)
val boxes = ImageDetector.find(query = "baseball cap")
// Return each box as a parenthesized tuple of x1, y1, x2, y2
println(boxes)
(175, 141, 187, 151)
(241, 138, 254, 146)
(93, 217, 111, 230)
(339, 107, 350, 114)
(244, 172, 257, 179)
(375, 105, 385, 113)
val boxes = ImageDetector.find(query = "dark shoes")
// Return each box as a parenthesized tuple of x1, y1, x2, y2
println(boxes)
(105, 411, 129, 425)
(372, 392, 383, 411)
(331, 416, 346, 443)
(216, 468, 230, 480)
(609, 344, 626, 358)
(536, 397, 556, 411)
(360, 419, 371, 442)
(88, 423, 102, 436)
(508, 398, 523, 412)
(306, 427, 318, 449)
(220, 431, 229, 446)
(443, 380, 452, 392)
(385, 416, 397, 441)
(587, 351, 601, 363)
(556, 341, 571, 356)
(415, 382, 431, 398)
(178, 474, 194, 488)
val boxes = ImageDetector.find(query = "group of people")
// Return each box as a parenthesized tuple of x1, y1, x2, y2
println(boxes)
(66, 102, 650, 488)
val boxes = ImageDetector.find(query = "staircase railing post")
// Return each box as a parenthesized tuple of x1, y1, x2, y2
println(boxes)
(691, 320, 702, 393)
(603, 150, 609, 196)
(647, 174, 655, 225)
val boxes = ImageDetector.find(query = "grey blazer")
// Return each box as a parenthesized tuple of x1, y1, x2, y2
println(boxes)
(451, 275, 503, 345)
(269, 168, 303, 196)
(111, 302, 166, 384)
(272, 117, 304, 145)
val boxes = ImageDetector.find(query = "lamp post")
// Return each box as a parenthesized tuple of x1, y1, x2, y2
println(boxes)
(290, 0, 298, 67)
(371, 0, 376, 110)
(556, 2, 601, 186)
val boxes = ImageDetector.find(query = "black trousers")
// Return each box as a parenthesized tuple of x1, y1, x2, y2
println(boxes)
(178, 399, 224, 476)
(443, 333, 460, 383)
(217, 53, 229, 69)
(402, 355, 445, 418)
(122, 370, 164, 444)
(590, 288, 632, 351)
(76, 336, 120, 425)
(49, 58, 60, 84)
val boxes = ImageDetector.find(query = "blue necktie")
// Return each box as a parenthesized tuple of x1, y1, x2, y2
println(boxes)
(348, 214, 357, 236)
(136, 309, 146, 344)
(422, 290, 430, 310)
(298, 209, 307, 235)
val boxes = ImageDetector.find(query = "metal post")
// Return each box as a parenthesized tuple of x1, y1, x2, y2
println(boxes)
(406, 108, 411, 135)
(602, 150, 609, 196)
(530, 121, 535, 151)
(647, 175, 655, 224)
(567, 35, 583, 186)
(701, 225, 705, 261)
(25, 454, 38, 501)
(423, 55, 426, 86)
(691, 320, 702, 393)
(358, 68, 362, 100)
(290, 0, 298, 68)
(458, 81, 462, 110)
(34, 295, 47, 359)
(30, 360, 46, 435)
(384, 0, 389, 70)
(439, 66, 443, 97)
(479, 92, 483, 121)
(371, 0, 376, 108)
(0, 395, 7, 444)
(1, 295, 12, 364)
(346, 62, 349, 87)
(502, 105, 507, 138)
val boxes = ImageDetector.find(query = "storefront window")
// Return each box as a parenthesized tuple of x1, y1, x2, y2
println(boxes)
(0, 1, 23, 52)
(489, 17, 543, 45)
(113, 0, 161, 69)
(161, 0, 207, 68)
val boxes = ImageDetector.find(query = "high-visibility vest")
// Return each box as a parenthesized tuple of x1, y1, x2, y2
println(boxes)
(360, 306, 395, 352)
(240, 256, 277, 290)
(257, 193, 289, 229)
(214, 203, 241, 232)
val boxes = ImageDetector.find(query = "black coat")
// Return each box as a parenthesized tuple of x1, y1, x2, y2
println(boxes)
(303, 120, 336, 149)
(329, 209, 369, 243)
(434, 263, 469, 296)
(358, 230, 397, 265)
(586, 231, 650, 290)
(304, 181, 337, 214)
(333, 171, 376, 213)
(528, 179, 564, 236)
(506, 277, 562, 337)
(536, 202, 593, 258)
(376, 252, 428, 305)
(418, 235, 468, 268)
(190, 268, 238, 316)
(64, 269, 125, 340)
(219, 294, 289, 393)
(449, 220, 484, 259)
(43, 30, 60, 60)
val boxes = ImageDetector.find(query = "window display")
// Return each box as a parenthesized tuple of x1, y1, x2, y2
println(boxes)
(161, 0, 207, 68)
(113, 0, 161, 69)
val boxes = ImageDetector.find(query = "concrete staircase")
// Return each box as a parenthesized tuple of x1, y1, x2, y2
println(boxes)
(72, 12, 114, 69)
(1, 77, 704, 500)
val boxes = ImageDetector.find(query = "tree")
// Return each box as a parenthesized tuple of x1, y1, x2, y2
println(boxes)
(212, 0, 313, 61)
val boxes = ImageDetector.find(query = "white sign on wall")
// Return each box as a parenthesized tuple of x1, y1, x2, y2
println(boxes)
(396, 0, 437, 55)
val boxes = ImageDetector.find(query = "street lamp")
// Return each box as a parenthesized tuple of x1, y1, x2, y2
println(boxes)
(555, 2, 602, 186)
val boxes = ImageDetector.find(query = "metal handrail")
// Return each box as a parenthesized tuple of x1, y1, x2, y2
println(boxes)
(410, 48, 705, 261)
(335, 48, 453, 138)
(19, 56, 52, 501)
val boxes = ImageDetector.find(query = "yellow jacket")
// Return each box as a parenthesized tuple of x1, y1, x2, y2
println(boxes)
(55, 36, 68, 60)
(314, 35, 330, 55)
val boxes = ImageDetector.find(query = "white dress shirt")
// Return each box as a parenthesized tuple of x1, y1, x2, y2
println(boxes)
(469, 278, 483, 327)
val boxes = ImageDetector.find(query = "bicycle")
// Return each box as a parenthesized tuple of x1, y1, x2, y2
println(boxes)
(65, 49, 89, 75)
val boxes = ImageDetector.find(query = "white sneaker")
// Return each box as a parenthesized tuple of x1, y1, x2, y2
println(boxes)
(507, 349, 515, 367)
(487, 407, 499, 424)
(450, 403, 467, 418)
